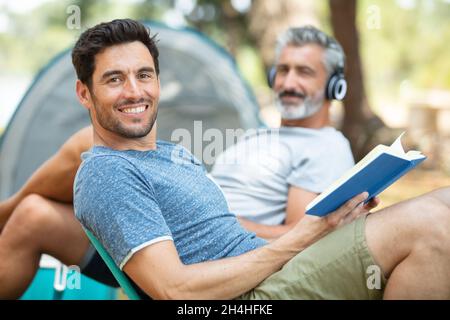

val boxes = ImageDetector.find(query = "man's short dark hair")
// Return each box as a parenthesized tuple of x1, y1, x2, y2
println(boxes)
(72, 19, 159, 87)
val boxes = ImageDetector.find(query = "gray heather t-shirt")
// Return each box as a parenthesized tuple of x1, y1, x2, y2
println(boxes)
(74, 141, 266, 270)
(211, 127, 354, 225)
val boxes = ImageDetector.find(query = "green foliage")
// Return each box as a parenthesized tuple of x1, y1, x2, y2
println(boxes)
(235, 45, 266, 87)
(358, 0, 450, 94)
(0, 1, 75, 73)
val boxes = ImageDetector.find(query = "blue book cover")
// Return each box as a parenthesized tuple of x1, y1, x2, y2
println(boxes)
(305, 133, 426, 217)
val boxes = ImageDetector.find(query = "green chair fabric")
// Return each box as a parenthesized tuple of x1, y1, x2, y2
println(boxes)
(83, 228, 142, 300)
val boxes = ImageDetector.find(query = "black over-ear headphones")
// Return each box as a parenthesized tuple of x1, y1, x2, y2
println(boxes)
(267, 65, 347, 101)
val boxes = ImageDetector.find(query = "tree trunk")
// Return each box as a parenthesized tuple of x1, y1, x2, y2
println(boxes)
(329, 0, 386, 160)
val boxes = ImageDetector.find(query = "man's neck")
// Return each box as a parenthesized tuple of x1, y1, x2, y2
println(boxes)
(93, 124, 158, 151)
(280, 103, 330, 129)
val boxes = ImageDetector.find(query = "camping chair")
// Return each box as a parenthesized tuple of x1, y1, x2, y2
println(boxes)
(83, 228, 142, 300)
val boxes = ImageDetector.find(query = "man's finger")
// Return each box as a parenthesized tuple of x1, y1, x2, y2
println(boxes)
(340, 192, 368, 215)
(328, 192, 369, 225)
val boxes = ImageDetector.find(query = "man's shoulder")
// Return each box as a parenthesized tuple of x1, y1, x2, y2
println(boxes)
(280, 127, 353, 163)
(80, 147, 136, 172)
(74, 148, 149, 213)
(312, 128, 354, 164)
(76, 147, 142, 187)
(311, 127, 352, 155)
(278, 126, 347, 145)
(320, 127, 350, 145)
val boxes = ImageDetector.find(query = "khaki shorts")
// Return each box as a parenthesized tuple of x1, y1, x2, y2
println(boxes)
(237, 215, 386, 300)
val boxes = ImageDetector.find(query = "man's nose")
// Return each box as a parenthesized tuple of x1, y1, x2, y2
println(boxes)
(123, 77, 142, 99)
(281, 70, 298, 91)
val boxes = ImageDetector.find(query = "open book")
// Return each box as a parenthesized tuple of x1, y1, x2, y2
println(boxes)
(305, 132, 426, 216)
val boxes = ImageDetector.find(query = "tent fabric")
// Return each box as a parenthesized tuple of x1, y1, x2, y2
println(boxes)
(0, 21, 263, 200)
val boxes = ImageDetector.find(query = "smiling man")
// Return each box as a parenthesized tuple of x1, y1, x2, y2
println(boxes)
(73, 32, 160, 146)
(211, 27, 354, 239)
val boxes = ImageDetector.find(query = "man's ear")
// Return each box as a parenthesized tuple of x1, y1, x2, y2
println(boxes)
(76, 80, 93, 110)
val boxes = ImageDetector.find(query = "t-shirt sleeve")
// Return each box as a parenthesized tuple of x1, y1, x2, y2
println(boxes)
(286, 137, 355, 193)
(74, 155, 173, 269)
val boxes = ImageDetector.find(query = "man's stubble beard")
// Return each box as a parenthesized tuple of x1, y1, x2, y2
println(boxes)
(91, 93, 158, 139)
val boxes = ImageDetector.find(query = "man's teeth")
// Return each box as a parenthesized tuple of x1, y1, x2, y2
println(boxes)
(121, 106, 146, 114)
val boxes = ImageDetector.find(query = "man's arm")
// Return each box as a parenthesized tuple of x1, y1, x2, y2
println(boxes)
(124, 192, 375, 300)
(0, 126, 93, 228)
(237, 186, 318, 240)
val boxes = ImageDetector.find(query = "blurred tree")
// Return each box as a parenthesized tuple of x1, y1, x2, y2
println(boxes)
(248, 0, 319, 69)
(329, 0, 386, 160)
(132, 0, 170, 21)
(73, 0, 100, 25)
(178, 0, 251, 57)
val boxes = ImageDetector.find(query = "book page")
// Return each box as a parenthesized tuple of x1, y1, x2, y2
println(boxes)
(386, 132, 425, 160)
(390, 132, 406, 154)
(406, 150, 425, 160)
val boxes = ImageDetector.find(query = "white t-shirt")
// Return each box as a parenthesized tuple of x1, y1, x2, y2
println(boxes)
(210, 126, 354, 225)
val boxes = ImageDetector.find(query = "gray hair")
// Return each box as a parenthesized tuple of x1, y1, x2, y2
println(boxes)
(275, 26, 345, 76)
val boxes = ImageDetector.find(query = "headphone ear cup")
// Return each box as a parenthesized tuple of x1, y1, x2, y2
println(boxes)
(333, 77, 347, 101)
(267, 66, 276, 88)
(326, 73, 347, 101)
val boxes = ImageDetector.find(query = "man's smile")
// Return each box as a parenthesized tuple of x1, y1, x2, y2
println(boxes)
(114, 100, 152, 120)
(117, 104, 149, 114)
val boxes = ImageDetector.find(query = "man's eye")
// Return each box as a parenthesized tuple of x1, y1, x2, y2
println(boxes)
(277, 68, 288, 75)
(139, 73, 152, 79)
(298, 68, 314, 76)
(108, 77, 121, 83)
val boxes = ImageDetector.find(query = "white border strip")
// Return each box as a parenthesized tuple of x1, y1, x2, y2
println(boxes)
(119, 236, 173, 270)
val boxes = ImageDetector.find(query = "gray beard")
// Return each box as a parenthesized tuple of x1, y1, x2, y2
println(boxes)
(275, 92, 325, 120)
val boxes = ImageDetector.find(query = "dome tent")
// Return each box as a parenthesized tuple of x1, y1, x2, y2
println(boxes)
(0, 20, 263, 299)
(0, 20, 263, 200)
